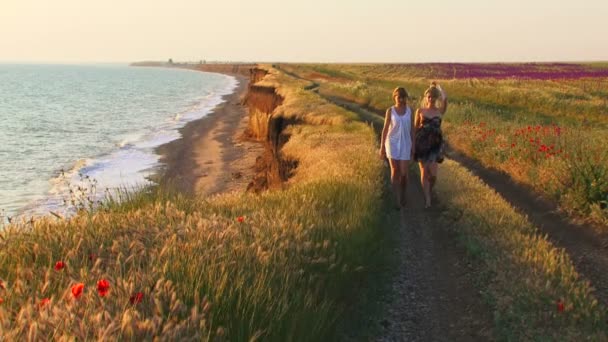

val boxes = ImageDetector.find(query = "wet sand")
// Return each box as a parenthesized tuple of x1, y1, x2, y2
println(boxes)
(155, 73, 263, 197)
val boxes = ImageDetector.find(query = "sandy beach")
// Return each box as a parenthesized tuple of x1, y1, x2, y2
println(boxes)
(155, 71, 263, 197)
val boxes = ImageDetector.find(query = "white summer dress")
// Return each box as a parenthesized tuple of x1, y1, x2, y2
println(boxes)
(385, 106, 412, 160)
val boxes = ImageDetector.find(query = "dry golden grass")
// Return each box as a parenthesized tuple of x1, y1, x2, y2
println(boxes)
(256, 65, 358, 126)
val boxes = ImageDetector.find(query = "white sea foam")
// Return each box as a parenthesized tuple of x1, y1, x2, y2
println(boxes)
(1, 65, 238, 221)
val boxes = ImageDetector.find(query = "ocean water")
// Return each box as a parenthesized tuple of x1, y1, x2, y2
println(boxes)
(0, 64, 237, 219)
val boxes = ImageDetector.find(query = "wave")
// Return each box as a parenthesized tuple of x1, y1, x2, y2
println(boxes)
(13, 75, 239, 220)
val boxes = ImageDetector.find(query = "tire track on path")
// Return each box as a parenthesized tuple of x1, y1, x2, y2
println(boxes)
(448, 148, 608, 306)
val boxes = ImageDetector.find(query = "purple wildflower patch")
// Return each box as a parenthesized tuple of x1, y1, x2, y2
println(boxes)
(387, 63, 608, 80)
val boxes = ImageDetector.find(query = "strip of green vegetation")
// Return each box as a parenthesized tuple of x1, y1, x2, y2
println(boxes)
(436, 160, 607, 340)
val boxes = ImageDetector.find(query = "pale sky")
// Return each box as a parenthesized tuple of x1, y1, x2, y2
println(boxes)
(1, 0, 607, 63)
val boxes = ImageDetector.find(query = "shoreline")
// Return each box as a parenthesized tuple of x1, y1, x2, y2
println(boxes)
(2, 65, 257, 223)
(155, 69, 262, 197)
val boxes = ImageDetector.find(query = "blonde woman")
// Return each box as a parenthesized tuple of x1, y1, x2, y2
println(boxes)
(380, 87, 415, 209)
(414, 82, 448, 208)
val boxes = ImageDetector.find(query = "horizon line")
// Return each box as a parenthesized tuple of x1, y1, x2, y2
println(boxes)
(1, 59, 608, 65)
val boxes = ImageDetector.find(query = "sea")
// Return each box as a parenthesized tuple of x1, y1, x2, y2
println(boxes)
(0, 64, 237, 220)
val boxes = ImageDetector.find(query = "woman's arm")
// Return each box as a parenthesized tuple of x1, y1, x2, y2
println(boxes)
(438, 85, 448, 115)
(414, 108, 421, 129)
(410, 107, 416, 157)
(379, 108, 391, 158)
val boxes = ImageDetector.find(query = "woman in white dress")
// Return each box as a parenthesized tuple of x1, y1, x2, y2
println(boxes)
(380, 87, 415, 209)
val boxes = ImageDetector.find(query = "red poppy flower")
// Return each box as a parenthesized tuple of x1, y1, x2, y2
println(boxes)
(130, 292, 144, 305)
(97, 279, 110, 297)
(511, 143, 516, 148)
(557, 300, 565, 312)
(0, 280, 4, 290)
(54, 261, 66, 271)
(71, 283, 85, 299)
(39, 298, 50, 308)
(0, 298, 3, 304)
(237, 216, 244, 223)
(88, 253, 96, 262)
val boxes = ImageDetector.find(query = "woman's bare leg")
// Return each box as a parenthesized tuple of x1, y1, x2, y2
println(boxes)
(399, 160, 409, 207)
(389, 159, 402, 208)
(419, 162, 432, 208)
(428, 162, 438, 193)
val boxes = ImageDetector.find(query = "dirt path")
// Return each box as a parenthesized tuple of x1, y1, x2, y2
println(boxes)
(368, 180, 494, 341)
(274, 68, 608, 338)
(311, 78, 608, 306)
(302, 85, 495, 339)
(322, 88, 608, 338)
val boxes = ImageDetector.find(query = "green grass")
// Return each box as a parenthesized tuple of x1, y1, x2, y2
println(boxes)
(437, 160, 607, 340)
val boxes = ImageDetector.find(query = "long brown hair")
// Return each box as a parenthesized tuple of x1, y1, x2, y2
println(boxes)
(392, 87, 408, 100)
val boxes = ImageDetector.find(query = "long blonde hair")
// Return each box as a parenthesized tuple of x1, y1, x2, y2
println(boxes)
(421, 83, 443, 109)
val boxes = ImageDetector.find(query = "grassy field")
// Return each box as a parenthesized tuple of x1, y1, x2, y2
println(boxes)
(1, 63, 607, 339)
(277, 62, 608, 338)
(279, 63, 608, 225)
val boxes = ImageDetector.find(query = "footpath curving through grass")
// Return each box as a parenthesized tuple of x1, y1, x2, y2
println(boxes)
(0, 66, 385, 340)
(282, 65, 608, 340)
(279, 63, 608, 225)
